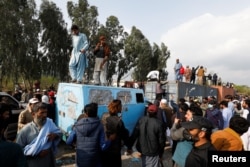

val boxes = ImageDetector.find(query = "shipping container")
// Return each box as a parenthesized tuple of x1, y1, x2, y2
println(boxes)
(145, 81, 218, 103)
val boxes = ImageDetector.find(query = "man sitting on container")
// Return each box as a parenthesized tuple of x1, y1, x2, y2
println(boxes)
(146, 69, 162, 81)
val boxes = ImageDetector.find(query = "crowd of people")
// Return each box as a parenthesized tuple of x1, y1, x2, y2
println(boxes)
(174, 58, 227, 86)
(0, 84, 58, 167)
(0, 100, 60, 167)
(1, 24, 250, 167)
(157, 94, 250, 167)
(69, 24, 110, 85)
(1, 88, 250, 167)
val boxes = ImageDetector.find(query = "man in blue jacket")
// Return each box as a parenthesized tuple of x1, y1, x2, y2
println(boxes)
(66, 103, 113, 167)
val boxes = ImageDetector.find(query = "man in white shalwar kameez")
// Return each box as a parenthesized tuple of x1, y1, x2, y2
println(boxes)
(69, 25, 89, 84)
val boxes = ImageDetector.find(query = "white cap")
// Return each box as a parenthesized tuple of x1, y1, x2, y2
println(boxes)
(160, 99, 167, 104)
(208, 104, 213, 108)
(185, 101, 190, 107)
(42, 95, 49, 104)
(29, 98, 39, 104)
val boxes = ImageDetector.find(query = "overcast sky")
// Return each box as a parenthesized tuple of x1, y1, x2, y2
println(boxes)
(36, 0, 250, 86)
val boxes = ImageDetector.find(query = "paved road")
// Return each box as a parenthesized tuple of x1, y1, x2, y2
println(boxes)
(56, 142, 173, 167)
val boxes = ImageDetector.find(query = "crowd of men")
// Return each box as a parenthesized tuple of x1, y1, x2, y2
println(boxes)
(1, 85, 250, 167)
(156, 94, 250, 167)
(174, 58, 227, 86)
(1, 49, 249, 166)
(0, 87, 58, 167)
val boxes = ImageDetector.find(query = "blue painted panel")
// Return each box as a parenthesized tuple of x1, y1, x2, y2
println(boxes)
(56, 83, 146, 140)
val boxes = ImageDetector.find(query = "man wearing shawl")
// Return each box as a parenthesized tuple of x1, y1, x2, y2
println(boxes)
(16, 102, 62, 167)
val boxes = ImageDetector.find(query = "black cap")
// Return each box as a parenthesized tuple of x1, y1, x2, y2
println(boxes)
(181, 116, 213, 132)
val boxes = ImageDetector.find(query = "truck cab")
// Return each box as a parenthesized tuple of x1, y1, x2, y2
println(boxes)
(56, 83, 146, 141)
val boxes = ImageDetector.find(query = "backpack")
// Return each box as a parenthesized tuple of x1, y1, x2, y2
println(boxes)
(205, 108, 224, 130)
(179, 66, 185, 75)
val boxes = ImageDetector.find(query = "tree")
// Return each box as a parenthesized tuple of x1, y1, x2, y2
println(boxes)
(102, 16, 126, 85)
(150, 42, 171, 71)
(160, 42, 171, 69)
(39, 0, 71, 81)
(0, 0, 40, 89)
(124, 26, 152, 82)
(123, 27, 171, 83)
(0, 0, 172, 90)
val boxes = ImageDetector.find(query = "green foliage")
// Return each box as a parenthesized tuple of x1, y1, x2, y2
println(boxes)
(0, 0, 40, 89)
(40, 75, 59, 90)
(234, 85, 250, 96)
(0, 0, 172, 91)
(124, 26, 151, 82)
(39, 0, 71, 81)
(103, 16, 127, 85)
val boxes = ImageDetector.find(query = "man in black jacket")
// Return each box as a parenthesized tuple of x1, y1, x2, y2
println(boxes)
(190, 66, 199, 84)
(130, 104, 166, 167)
(181, 116, 215, 167)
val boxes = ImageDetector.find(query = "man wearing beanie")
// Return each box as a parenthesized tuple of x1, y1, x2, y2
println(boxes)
(129, 104, 166, 167)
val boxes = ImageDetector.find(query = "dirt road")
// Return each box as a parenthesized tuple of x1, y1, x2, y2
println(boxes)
(55, 141, 173, 167)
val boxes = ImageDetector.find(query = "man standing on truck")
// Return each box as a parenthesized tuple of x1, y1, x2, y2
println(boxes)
(190, 66, 199, 84)
(69, 25, 89, 84)
(93, 35, 110, 86)
(197, 66, 205, 85)
(184, 65, 192, 83)
(174, 58, 182, 82)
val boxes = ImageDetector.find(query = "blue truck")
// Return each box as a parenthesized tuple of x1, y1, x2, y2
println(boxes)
(55, 83, 146, 141)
